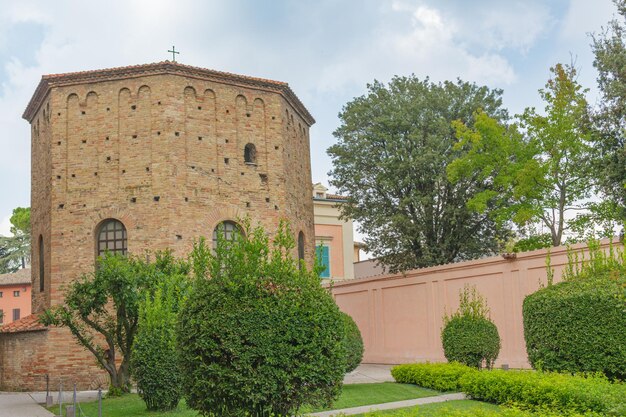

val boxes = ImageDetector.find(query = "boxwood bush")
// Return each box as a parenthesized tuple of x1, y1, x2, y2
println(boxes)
(442, 285, 500, 369)
(177, 220, 346, 417)
(341, 311, 364, 373)
(391, 362, 476, 392)
(523, 241, 626, 380)
(460, 369, 626, 416)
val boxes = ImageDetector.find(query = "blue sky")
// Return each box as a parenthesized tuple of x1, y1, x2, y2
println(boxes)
(0, 0, 619, 236)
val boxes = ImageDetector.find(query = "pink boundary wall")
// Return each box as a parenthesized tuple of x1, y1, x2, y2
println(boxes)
(330, 239, 622, 368)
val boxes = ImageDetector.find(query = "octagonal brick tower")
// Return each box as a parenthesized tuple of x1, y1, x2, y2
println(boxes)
(2, 62, 316, 390)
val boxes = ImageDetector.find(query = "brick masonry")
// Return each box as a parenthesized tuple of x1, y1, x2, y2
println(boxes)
(0, 62, 316, 390)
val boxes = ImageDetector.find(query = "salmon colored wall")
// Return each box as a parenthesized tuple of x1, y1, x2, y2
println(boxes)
(330, 240, 622, 368)
(315, 223, 345, 279)
(0, 284, 32, 325)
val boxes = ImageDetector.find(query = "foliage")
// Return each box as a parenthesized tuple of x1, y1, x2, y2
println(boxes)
(341, 312, 364, 373)
(510, 233, 552, 253)
(591, 0, 626, 225)
(391, 362, 476, 392)
(40, 251, 190, 395)
(177, 220, 346, 417)
(442, 285, 500, 369)
(132, 270, 189, 411)
(523, 241, 626, 380)
(328, 76, 512, 272)
(448, 64, 606, 247)
(0, 207, 31, 273)
(459, 369, 626, 416)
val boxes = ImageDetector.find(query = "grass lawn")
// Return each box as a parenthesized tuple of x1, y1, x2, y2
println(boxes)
(354, 400, 504, 416)
(48, 382, 440, 417)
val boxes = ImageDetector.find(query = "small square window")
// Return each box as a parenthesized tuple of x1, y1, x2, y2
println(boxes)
(0, 291, 3, 298)
(12, 308, 20, 321)
(13, 291, 19, 297)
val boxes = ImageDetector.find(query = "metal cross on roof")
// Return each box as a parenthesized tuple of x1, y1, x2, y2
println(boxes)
(168, 46, 180, 62)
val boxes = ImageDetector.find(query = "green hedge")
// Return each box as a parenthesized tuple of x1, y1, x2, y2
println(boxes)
(362, 406, 600, 417)
(442, 316, 500, 369)
(341, 312, 364, 373)
(523, 277, 626, 380)
(391, 362, 476, 392)
(460, 369, 626, 416)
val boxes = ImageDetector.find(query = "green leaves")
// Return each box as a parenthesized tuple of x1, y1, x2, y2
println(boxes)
(340, 312, 364, 373)
(178, 220, 346, 417)
(0, 207, 31, 273)
(329, 76, 511, 272)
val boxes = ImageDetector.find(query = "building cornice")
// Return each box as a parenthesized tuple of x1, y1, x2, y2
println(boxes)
(23, 61, 315, 126)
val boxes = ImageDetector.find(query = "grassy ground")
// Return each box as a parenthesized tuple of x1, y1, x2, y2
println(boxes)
(48, 383, 439, 417)
(354, 400, 504, 416)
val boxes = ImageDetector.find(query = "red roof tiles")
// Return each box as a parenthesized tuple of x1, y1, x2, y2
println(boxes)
(0, 314, 47, 334)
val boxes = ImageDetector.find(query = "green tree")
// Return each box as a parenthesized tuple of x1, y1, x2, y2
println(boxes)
(41, 251, 189, 395)
(591, 0, 626, 225)
(328, 76, 511, 272)
(178, 220, 346, 417)
(449, 64, 600, 247)
(0, 207, 31, 272)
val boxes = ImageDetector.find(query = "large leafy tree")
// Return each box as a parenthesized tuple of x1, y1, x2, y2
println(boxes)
(448, 64, 599, 247)
(0, 207, 31, 273)
(328, 76, 511, 272)
(591, 0, 626, 226)
(41, 251, 189, 395)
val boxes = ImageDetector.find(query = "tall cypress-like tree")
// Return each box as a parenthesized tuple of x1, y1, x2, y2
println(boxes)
(328, 76, 511, 272)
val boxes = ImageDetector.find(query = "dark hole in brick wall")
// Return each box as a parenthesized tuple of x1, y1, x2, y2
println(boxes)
(176, 234, 183, 240)
(130, 197, 137, 203)
(57, 141, 61, 146)
(198, 106, 202, 110)
(94, 172, 98, 176)
(175, 132, 180, 137)
(158, 101, 161, 105)
(132, 135, 137, 139)
(246, 113, 251, 117)
(246, 202, 250, 207)
(272, 116, 275, 120)
(106, 136, 110, 141)
(241, 172, 244, 176)
(265, 197, 270, 203)
(82, 140, 86, 144)
(71, 174, 75, 178)
(81, 111, 86, 115)
(58, 112, 61, 116)
(260, 174, 268, 183)
(154, 196, 160, 202)
(131, 105, 136, 110)
(275, 146, 279, 150)
(198, 136, 202, 141)
(58, 204, 64, 209)
(211, 168, 215, 173)
(157, 131, 161, 136)
(184, 197, 189, 202)
(56, 175, 61, 180)
(106, 156, 111, 161)
(226, 109, 230, 114)
(191, 166, 195, 170)
(224, 158, 229, 164)
(122, 169, 126, 174)
(225, 139, 229, 143)
(274, 205, 279, 210)
(146, 167, 150, 172)
(106, 107, 110, 111)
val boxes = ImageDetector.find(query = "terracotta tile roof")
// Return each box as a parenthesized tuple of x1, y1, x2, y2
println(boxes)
(0, 268, 31, 286)
(23, 61, 314, 126)
(326, 193, 349, 201)
(0, 314, 47, 334)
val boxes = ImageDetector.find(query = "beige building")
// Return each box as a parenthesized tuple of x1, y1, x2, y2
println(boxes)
(313, 183, 362, 281)
(0, 61, 316, 390)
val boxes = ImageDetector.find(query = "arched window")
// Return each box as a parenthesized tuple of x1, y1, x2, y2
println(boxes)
(212, 221, 241, 249)
(38, 235, 44, 292)
(298, 232, 305, 262)
(96, 219, 127, 257)
(244, 143, 257, 164)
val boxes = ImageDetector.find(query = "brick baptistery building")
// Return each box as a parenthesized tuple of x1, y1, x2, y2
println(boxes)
(0, 62, 316, 390)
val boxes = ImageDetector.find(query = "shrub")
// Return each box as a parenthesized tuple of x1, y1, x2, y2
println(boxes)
(442, 285, 500, 369)
(132, 254, 189, 411)
(524, 241, 626, 379)
(341, 312, 364, 373)
(391, 362, 476, 392)
(177, 220, 346, 417)
(460, 369, 626, 416)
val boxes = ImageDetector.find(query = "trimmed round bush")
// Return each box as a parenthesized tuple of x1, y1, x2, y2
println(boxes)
(178, 221, 346, 417)
(341, 312, 364, 373)
(523, 277, 626, 380)
(442, 316, 501, 369)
